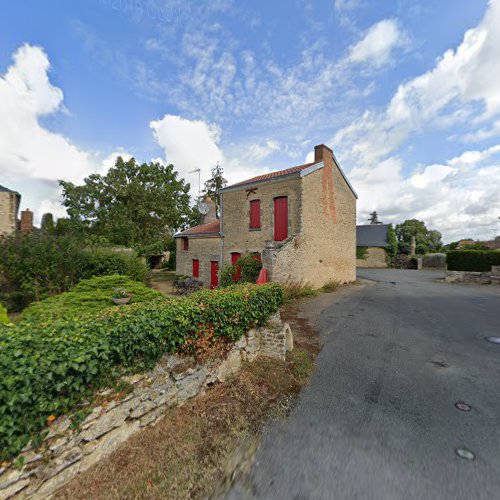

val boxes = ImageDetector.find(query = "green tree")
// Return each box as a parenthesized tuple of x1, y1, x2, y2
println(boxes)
(395, 219, 442, 254)
(203, 162, 227, 218)
(40, 213, 55, 234)
(385, 224, 398, 265)
(60, 157, 195, 253)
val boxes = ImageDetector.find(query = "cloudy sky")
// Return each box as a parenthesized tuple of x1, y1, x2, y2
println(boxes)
(1, 0, 499, 242)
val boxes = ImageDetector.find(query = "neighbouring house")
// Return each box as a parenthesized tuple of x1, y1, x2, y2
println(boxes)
(356, 224, 389, 268)
(0, 185, 21, 236)
(175, 144, 357, 288)
(457, 238, 500, 250)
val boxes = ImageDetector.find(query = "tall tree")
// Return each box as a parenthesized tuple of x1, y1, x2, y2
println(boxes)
(395, 219, 442, 254)
(203, 162, 227, 217)
(60, 157, 194, 253)
(40, 213, 54, 234)
(368, 211, 382, 224)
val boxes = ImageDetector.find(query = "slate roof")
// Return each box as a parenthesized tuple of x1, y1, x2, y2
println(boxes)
(0, 185, 20, 195)
(356, 224, 390, 247)
(175, 219, 220, 237)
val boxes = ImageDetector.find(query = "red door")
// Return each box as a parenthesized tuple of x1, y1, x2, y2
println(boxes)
(274, 197, 288, 241)
(210, 261, 219, 289)
(231, 252, 241, 281)
(192, 259, 199, 278)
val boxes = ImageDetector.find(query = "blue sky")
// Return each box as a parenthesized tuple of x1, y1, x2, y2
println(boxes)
(1, 0, 499, 242)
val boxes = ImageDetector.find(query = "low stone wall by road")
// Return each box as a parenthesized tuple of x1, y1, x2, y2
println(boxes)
(0, 313, 293, 499)
(445, 269, 500, 284)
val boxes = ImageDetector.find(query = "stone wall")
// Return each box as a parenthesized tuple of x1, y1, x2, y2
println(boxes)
(0, 315, 292, 499)
(356, 247, 387, 268)
(445, 267, 500, 284)
(270, 149, 357, 287)
(0, 192, 19, 236)
(175, 236, 221, 287)
(221, 176, 302, 263)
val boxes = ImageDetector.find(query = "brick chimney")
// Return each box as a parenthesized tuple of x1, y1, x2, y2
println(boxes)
(20, 209, 34, 234)
(200, 196, 217, 225)
(314, 144, 333, 163)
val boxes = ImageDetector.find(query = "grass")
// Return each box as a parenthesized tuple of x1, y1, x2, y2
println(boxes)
(282, 283, 318, 302)
(55, 302, 320, 500)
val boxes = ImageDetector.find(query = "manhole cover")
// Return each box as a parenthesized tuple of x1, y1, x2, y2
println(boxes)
(456, 448, 475, 460)
(455, 402, 472, 412)
(485, 336, 500, 344)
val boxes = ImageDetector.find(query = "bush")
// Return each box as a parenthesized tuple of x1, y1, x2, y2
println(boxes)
(356, 246, 368, 260)
(0, 233, 149, 311)
(446, 250, 500, 272)
(219, 254, 262, 288)
(0, 283, 283, 460)
(0, 304, 10, 325)
(19, 275, 163, 324)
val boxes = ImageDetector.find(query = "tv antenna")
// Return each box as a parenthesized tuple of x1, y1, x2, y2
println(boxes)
(189, 168, 201, 201)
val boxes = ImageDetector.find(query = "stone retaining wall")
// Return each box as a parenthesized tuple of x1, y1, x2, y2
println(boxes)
(445, 269, 500, 284)
(0, 313, 292, 499)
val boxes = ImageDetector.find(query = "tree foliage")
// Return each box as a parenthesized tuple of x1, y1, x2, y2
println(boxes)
(60, 157, 195, 253)
(385, 224, 398, 265)
(203, 162, 227, 218)
(40, 213, 54, 234)
(395, 219, 442, 254)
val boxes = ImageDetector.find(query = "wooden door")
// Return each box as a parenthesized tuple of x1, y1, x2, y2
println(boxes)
(274, 196, 288, 241)
(210, 261, 219, 289)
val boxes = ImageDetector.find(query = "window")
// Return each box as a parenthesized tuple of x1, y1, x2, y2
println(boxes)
(273, 196, 288, 241)
(183, 237, 189, 251)
(249, 199, 261, 229)
(231, 252, 242, 282)
(192, 259, 199, 278)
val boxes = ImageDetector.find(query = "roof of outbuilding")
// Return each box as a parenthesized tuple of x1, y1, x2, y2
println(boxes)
(174, 219, 221, 238)
(356, 224, 390, 247)
(0, 185, 20, 195)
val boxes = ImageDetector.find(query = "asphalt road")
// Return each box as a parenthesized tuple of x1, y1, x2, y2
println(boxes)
(226, 269, 500, 500)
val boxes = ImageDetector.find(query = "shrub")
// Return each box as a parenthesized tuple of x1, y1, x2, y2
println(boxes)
(0, 283, 283, 460)
(283, 283, 318, 302)
(219, 254, 263, 288)
(0, 304, 10, 325)
(447, 250, 500, 272)
(356, 246, 368, 260)
(0, 233, 149, 311)
(19, 275, 163, 324)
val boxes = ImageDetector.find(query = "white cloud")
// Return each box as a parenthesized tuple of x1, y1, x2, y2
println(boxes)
(347, 19, 403, 68)
(0, 44, 98, 185)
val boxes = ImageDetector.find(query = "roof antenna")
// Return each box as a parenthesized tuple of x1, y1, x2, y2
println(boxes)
(189, 168, 201, 202)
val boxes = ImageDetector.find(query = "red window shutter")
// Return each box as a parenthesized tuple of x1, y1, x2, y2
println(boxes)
(231, 252, 242, 281)
(252, 253, 261, 262)
(192, 259, 199, 278)
(249, 200, 261, 229)
(183, 237, 189, 251)
(274, 197, 288, 241)
(210, 261, 219, 289)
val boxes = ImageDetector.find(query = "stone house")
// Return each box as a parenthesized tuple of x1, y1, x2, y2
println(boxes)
(356, 224, 389, 268)
(175, 144, 357, 288)
(0, 185, 21, 236)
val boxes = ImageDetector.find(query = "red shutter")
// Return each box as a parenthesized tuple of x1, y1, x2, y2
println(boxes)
(210, 261, 219, 289)
(183, 237, 189, 251)
(249, 200, 261, 229)
(231, 252, 242, 281)
(252, 253, 261, 262)
(192, 259, 199, 278)
(274, 197, 288, 241)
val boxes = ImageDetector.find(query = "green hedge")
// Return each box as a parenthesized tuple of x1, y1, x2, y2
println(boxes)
(0, 283, 283, 460)
(19, 275, 163, 324)
(447, 250, 500, 271)
(0, 233, 150, 311)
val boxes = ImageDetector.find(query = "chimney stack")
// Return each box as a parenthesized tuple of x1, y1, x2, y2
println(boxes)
(20, 209, 34, 234)
(314, 144, 333, 164)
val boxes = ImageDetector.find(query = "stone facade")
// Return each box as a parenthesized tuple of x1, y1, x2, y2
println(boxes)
(0, 317, 293, 499)
(175, 144, 357, 288)
(356, 247, 388, 268)
(0, 187, 20, 236)
(175, 235, 221, 287)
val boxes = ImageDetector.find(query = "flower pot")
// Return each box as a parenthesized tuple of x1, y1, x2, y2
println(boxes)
(112, 295, 131, 305)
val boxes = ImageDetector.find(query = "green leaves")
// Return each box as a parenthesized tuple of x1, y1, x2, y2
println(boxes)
(0, 283, 283, 461)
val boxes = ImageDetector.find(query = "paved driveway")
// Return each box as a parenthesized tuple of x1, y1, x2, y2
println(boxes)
(226, 270, 500, 499)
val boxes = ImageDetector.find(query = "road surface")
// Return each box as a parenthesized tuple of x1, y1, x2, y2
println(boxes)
(226, 269, 500, 499)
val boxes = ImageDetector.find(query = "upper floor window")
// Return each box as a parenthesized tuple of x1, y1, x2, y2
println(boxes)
(249, 199, 261, 229)
(183, 237, 189, 251)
